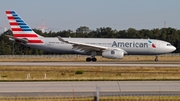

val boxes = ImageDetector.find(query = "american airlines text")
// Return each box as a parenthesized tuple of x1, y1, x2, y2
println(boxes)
(112, 41, 148, 48)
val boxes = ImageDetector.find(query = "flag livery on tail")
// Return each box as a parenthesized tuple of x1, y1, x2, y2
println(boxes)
(6, 11, 43, 44)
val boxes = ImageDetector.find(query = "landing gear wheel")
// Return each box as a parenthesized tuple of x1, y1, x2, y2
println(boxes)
(86, 57, 97, 62)
(154, 55, 158, 62)
(86, 57, 91, 62)
(92, 58, 97, 62)
(155, 58, 158, 62)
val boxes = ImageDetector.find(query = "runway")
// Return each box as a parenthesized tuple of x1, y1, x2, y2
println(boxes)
(0, 81, 180, 97)
(0, 62, 180, 67)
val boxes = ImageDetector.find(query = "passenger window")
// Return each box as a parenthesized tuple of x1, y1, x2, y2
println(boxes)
(111, 50, 115, 54)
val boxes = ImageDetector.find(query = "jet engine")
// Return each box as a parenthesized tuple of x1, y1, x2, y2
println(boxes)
(102, 50, 124, 59)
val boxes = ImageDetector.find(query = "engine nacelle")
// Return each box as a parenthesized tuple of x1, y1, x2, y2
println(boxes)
(102, 50, 124, 59)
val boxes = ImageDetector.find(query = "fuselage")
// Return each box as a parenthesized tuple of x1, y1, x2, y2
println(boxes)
(26, 37, 176, 55)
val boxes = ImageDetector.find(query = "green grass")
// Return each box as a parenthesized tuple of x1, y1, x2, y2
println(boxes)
(75, 70, 83, 74)
(0, 66, 180, 81)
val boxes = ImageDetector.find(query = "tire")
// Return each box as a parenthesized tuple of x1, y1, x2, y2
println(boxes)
(86, 57, 91, 62)
(155, 58, 158, 62)
(92, 58, 97, 62)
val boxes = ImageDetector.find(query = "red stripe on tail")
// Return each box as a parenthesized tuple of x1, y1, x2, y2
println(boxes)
(10, 22, 18, 26)
(12, 28, 22, 31)
(8, 16, 15, 20)
(6, 11, 11, 14)
(14, 34, 38, 38)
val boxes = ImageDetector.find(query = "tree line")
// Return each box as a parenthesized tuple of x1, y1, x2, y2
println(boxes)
(0, 26, 180, 55)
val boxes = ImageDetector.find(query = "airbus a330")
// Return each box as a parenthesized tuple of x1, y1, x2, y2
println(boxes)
(5, 11, 176, 62)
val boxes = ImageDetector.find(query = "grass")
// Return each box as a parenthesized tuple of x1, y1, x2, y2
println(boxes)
(0, 55, 180, 62)
(0, 66, 180, 81)
(0, 96, 179, 101)
(75, 70, 83, 74)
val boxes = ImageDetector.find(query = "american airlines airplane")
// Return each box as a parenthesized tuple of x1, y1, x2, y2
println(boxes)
(5, 11, 176, 62)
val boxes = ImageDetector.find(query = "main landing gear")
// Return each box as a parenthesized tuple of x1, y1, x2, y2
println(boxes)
(86, 51, 97, 62)
(86, 57, 97, 62)
(154, 55, 158, 62)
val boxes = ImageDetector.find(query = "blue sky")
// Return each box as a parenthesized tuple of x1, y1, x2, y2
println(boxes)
(0, 0, 180, 32)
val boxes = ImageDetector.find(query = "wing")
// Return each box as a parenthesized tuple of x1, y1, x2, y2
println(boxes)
(57, 36, 127, 53)
(57, 36, 108, 52)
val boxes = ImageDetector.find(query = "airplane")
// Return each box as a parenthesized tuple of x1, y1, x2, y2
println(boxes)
(5, 11, 176, 62)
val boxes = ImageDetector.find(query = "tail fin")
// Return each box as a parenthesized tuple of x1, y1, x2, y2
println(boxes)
(5, 11, 43, 44)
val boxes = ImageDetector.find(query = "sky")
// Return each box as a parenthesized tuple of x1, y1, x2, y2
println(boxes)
(0, 0, 180, 32)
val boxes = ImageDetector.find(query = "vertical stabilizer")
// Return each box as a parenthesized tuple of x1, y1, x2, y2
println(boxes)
(6, 11, 43, 44)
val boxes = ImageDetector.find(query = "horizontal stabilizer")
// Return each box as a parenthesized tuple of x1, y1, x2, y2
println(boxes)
(5, 35, 28, 44)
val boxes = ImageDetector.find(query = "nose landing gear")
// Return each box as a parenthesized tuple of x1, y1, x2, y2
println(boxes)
(154, 55, 158, 62)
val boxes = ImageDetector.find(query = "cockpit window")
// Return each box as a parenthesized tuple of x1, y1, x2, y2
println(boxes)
(167, 44, 171, 46)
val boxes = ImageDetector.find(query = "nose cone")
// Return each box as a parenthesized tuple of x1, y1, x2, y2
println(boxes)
(163, 45, 176, 53)
(168, 45, 176, 53)
(172, 46, 176, 52)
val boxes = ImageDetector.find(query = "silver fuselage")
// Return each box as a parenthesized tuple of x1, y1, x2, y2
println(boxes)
(25, 37, 176, 55)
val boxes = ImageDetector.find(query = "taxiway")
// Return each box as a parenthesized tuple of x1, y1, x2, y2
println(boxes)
(0, 81, 179, 96)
